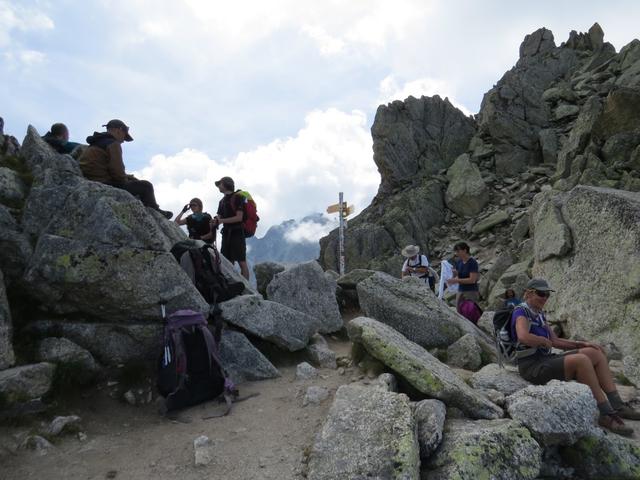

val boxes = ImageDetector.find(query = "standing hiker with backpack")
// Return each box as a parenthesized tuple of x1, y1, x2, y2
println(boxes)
(174, 198, 214, 244)
(213, 176, 250, 280)
(401, 244, 436, 292)
(510, 278, 640, 436)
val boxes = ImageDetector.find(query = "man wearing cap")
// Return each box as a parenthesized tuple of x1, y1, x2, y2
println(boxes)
(213, 176, 249, 280)
(79, 120, 172, 218)
(401, 245, 435, 292)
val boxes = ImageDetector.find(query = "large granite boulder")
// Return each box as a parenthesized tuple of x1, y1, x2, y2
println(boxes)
(414, 399, 446, 460)
(356, 272, 495, 355)
(218, 330, 280, 384)
(423, 418, 541, 479)
(0, 167, 27, 205)
(348, 317, 502, 419)
(0, 204, 32, 283)
(0, 363, 55, 407)
(372, 95, 475, 193)
(267, 261, 342, 333)
(253, 261, 285, 298)
(530, 186, 640, 378)
(35, 337, 99, 384)
(506, 380, 598, 446)
(306, 384, 419, 480)
(561, 430, 640, 479)
(470, 363, 530, 396)
(0, 269, 15, 369)
(445, 154, 489, 217)
(218, 294, 318, 351)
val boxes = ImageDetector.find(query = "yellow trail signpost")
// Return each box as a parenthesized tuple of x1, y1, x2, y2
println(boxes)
(325, 193, 355, 275)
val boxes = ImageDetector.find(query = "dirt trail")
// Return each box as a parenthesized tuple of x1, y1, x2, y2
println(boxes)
(0, 336, 356, 480)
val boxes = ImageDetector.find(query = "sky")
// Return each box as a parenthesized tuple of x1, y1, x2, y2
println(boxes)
(1, 0, 639, 239)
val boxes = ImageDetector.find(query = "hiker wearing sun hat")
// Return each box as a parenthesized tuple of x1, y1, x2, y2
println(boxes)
(401, 244, 436, 292)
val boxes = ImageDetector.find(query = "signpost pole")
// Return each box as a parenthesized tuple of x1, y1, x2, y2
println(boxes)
(338, 192, 345, 275)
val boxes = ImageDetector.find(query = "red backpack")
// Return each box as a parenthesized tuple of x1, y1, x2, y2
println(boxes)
(234, 190, 259, 238)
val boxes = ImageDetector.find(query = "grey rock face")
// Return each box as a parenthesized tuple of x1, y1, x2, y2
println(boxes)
(424, 418, 541, 480)
(348, 317, 502, 419)
(219, 294, 318, 351)
(446, 334, 482, 371)
(0, 204, 32, 283)
(267, 261, 342, 333)
(530, 187, 640, 370)
(253, 261, 285, 297)
(0, 362, 56, 406)
(470, 363, 531, 395)
(414, 399, 446, 460)
(506, 380, 598, 446)
(306, 334, 337, 369)
(218, 329, 279, 384)
(531, 191, 573, 261)
(302, 386, 329, 406)
(28, 320, 161, 367)
(445, 154, 489, 217)
(372, 95, 476, 193)
(471, 210, 510, 235)
(561, 431, 640, 479)
(295, 362, 318, 380)
(336, 269, 376, 289)
(0, 270, 15, 369)
(356, 272, 495, 354)
(306, 384, 419, 480)
(36, 337, 99, 384)
(0, 167, 27, 204)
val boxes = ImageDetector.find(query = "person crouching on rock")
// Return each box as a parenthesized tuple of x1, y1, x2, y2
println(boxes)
(512, 278, 640, 436)
(400, 244, 435, 292)
(78, 119, 173, 219)
(174, 198, 214, 244)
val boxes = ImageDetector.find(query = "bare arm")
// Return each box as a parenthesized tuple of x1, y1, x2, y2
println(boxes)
(448, 271, 478, 285)
(217, 210, 243, 224)
(515, 316, 552, 349)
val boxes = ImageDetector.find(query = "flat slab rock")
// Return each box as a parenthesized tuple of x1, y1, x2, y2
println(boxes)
(306, 384, 419, 480)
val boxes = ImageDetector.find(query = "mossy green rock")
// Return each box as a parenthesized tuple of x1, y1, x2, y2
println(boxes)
(423, 418, 541, 479)
(0, 362, 55, 407)
(561, 432, 640, 479)
(348, 317, 502, 419)
(306, 384, 419, 480)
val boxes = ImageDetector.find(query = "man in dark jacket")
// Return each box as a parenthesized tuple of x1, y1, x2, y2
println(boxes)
(78, 119, 172, 218)
(42, 123, 81, 155)
(213, 176, 249, 280)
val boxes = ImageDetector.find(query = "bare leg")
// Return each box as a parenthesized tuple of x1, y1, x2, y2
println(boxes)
(239, 260, 250, 281)
(577, 346, 616, 393)
(564, 353, 606, 403)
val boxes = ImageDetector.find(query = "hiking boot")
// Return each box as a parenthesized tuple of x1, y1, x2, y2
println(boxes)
(158, 209, 173, 219)
(615, 403, 640, 420)
(598, 414, 634, 436)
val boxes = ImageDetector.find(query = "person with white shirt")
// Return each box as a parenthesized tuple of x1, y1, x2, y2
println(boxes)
(401, 244, 435, 292)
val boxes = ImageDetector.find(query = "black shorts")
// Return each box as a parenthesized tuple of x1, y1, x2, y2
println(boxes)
(517, 350, 579, 384)
(221, 227, 246, 263)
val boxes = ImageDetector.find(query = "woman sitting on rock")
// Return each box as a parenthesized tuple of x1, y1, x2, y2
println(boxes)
(174, 198, 214, 244)
(512, 278, 640, 436)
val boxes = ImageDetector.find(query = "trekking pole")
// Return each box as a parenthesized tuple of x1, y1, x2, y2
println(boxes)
(159, 301, 171, 366)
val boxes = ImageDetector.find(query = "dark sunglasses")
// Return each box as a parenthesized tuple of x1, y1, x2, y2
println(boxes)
(535, 290, 551, 298)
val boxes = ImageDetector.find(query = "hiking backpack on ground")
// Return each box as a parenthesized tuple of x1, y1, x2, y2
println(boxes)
(492, 304, 518, 367)
(234, 190, 259, 238)
(170, 240, 244, 304)
(157, 306, 237, 413)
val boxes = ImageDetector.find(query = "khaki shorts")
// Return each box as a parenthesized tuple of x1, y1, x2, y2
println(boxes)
(517, 350, 579, 384)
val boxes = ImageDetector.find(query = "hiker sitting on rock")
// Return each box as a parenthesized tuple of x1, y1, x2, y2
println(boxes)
(42, 122, 82, 155)
(212, 176, 249, 280)
(401, 244, 436, 292)
(174, 198, 214, 244)
(512, 278, 640, 436)
(78, 119, 172, 219)
(503, 288, 521, 307)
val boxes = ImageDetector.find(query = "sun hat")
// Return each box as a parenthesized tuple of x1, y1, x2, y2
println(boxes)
(401, 245, 420, 257)
(526, 278, 555, 292)
(214, 176, 235, 191)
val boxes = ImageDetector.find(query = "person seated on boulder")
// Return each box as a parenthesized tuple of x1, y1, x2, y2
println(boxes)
(174, 198, 214, 244)
(503, 288, 521, 307)
(512, 278, 640, 436)
(401, 244, 435, 292)
(78, 119, 172, 219)
(42, 122, 81, 155)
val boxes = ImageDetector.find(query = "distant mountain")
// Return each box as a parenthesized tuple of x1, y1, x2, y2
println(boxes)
(247, 213, 334, 265)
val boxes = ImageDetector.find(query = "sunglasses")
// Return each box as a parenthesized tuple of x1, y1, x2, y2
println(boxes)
(535, 290, 551, 298)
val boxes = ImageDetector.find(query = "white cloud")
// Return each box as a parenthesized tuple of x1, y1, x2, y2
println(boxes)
(377, 75, 473, 116)
(0, 1, 54, 47)
(133, 108, 379, 238)
(285, 218, 338, 243)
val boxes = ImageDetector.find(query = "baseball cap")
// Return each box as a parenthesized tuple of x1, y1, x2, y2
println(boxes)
(526, 278, 555, 292)
(103, 119, 133, 141)
(214, 176, 235, 190)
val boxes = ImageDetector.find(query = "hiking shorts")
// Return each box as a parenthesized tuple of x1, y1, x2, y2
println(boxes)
(221, 227, 246, 263)
(517, 350, 579, 384)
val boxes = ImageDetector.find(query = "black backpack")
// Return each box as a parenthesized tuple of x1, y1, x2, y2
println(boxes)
(157, 307, 236, 413)
(492, 304, 518, 367)
(171, 240, 244, 304)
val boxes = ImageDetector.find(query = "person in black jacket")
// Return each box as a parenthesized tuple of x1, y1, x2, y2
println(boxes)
(42, 123, 81, 154)
(174, 198, 214, 243)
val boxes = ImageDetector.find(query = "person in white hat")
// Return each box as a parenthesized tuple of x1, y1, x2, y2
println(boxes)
(401, 245, 435, 292)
